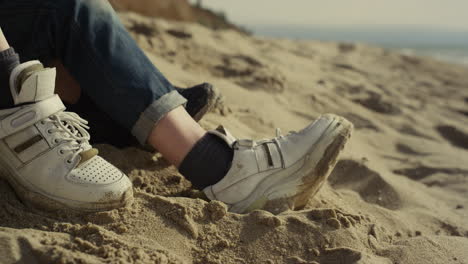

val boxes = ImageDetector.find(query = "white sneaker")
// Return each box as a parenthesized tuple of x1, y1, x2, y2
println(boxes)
(204, 114, 353, 214)
(0, 61, 133, 211)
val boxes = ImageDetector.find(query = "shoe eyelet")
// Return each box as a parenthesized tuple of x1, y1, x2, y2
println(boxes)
(66, 160, 72, 164)
(54, 139, 60, 144)
(47, 129, 52, 134)
(40, 121, 45, 125)
(59, 150, 65, 155)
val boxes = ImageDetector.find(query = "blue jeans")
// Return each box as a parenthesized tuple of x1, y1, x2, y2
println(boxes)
(0, 0, 187, 145)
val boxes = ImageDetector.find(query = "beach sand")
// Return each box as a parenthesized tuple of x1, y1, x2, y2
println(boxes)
(0, 12, 467, 264)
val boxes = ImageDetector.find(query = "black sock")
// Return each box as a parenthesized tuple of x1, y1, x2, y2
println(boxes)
(0, 47, 20, 109)
(179, 133, 234, 189)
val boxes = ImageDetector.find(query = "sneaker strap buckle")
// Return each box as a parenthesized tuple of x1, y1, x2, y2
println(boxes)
(0, 95, 65, 139)
(255, 140, 285, 171)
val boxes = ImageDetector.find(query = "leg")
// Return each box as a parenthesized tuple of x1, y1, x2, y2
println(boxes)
(47, 0, 234, 182)
(48, 0, 187, 144)
(29, 0, 215, 162)
(51, 57, 216, 148)
(0, 0, 230, 186)
(148, 106, 206, 167)
(0, 0, 187, 144)
(51, 58, 217, 120)
(28, 0, 219, 168)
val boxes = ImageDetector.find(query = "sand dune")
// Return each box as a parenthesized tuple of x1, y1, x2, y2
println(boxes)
(0, 12, 467, 264)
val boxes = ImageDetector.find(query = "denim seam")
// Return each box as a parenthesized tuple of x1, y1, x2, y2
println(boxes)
(131, 90, 187, 145)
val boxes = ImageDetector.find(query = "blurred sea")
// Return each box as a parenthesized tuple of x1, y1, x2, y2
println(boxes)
(398, 47, 468, 66)
(250, 25, 468, 67)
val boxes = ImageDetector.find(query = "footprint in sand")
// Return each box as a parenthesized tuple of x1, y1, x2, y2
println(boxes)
(353, 91, 401, 115)
(456, 109, 468, 118)
(398, 124, 436, 141)
(393, 166, 468, 181)
(342, 113, 380, 132)
(165, 29, 192, 39)
(213, 54, 286, 93)
(129, 21, 158, 37)
(436, 125, 468, 150)
(395, 143, 430, 156)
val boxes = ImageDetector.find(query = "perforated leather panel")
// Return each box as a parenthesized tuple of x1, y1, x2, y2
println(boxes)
(69, 156, 123, 184)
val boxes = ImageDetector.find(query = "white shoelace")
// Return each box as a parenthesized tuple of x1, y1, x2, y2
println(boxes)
(44, 112, 91, 163)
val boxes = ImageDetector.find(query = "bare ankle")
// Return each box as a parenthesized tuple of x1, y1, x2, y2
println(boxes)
(147, 106, 206, 167)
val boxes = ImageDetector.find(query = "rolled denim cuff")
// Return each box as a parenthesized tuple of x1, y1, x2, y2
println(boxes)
(131, 90, 187, 145)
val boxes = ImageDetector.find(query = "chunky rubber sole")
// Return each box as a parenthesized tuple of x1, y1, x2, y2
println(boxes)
(0, 157, 133, 212)
(230, 114, 353, 214)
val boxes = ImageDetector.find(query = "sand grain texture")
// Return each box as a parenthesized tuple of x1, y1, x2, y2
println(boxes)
(0, 12, 467, 264)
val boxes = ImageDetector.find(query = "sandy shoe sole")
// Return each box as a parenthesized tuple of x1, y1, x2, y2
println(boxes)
(191, 84, 217, 122)
(230, 114, 353, 214)
(0, 158, 133, 212)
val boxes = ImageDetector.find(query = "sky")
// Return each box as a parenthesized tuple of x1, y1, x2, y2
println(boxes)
(190, 0, 468, 30)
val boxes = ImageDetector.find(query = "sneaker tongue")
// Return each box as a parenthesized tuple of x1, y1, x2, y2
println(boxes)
(77, 148, 99, 167)
(11, 61, 57, 105)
